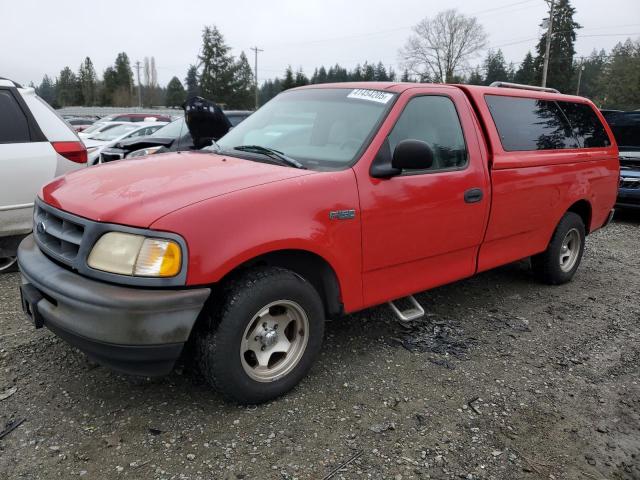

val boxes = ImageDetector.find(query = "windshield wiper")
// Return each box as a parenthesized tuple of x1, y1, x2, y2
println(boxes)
(233, 145, 306, 169)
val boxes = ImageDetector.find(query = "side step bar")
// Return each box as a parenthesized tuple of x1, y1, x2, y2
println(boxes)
(388, 295, 425, 322)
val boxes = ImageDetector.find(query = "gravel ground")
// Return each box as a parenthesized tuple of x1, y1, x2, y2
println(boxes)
(1, 213, 639, 480)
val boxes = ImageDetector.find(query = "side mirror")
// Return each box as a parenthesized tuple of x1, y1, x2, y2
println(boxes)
(392, 139, 434, 171)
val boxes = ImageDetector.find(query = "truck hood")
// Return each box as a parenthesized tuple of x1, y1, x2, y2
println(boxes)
(41, 151, 315, 227)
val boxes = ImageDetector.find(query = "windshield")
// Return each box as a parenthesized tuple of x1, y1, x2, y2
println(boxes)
(608, 112, 640, 150)
(83, 122, 116, 134)
(90, 124, 138, 141)
(215, 88, 396, 170)
(151, 118, 187, 138)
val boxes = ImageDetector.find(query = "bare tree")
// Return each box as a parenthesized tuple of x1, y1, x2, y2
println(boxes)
(399, 9, 487, 83)
(150, 56, 157, 89)
(143, 57, 151, 87)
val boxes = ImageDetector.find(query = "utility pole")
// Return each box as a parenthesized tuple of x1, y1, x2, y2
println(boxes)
(134, 60, 142, 108)
(541, 0, 555, 88)
(576, 58, 585, 95)
(250, 46, 263, 110)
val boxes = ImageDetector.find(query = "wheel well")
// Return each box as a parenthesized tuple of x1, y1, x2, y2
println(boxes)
(224, 250, 343, 317)
(567, 200, 592, 234)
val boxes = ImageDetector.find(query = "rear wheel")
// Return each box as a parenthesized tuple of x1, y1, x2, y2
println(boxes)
(531, 212, 585, 285)
(195, 267, 325, 404)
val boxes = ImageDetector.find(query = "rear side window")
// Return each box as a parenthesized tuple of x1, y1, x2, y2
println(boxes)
(559, 102, 610, 148)
(485, 95, 578, 151)
(0, 89, 30, 143)
(388, 95, 468, 171)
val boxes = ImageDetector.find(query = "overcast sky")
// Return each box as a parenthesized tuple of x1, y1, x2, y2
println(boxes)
(2, 0, 639, 87)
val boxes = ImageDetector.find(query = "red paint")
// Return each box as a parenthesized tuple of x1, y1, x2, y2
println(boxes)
(40, 83, 619, 314)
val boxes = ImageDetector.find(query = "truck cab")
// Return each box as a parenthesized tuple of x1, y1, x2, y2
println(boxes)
(18, 82, 618, 404)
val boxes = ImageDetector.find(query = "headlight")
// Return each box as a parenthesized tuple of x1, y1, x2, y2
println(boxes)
(126, 146, 165, 158)
(87, 232, 182, 277)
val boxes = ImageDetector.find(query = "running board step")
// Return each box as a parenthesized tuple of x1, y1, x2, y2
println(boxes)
(388, 295, 425, 322)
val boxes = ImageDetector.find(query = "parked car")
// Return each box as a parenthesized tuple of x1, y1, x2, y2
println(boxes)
(17, 82, 618, 403)
(78, 121, 127, 139)
(66, 117, 94, 132)
(0, 77, 86, 272)
(100, 110, 252, 161)
(83, 122, 166, 165)
(98, 113, 172, 123)
(607, 111, 640, 209)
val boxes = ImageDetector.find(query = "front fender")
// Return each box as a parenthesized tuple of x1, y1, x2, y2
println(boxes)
(150, 170, 365, 312)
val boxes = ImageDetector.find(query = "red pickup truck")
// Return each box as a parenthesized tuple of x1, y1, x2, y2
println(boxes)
(18, 82, 618, 404)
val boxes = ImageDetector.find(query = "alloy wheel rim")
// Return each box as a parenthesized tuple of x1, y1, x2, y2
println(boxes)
(240, 300, 309, 382)
(0, 256, 17, 272)
(559, 228, 581, 273)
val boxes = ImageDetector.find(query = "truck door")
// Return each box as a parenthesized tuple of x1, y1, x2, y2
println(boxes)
(355, 88, 490, 307)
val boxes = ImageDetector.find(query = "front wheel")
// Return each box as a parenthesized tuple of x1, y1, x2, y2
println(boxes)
(195, 267, 325, 404)
(531, 212, 586, 285)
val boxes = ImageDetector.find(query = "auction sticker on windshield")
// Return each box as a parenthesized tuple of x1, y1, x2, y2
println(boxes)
(347, 89, 394, 104)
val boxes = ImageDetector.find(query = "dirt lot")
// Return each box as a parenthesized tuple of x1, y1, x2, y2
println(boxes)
(1, 213, 639, 480)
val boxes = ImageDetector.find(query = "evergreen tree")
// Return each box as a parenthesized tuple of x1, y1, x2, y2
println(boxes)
(400, 69, 413, 82)
(56, 67, 79, 107)
(198, 25, 236, 105)
(316, 66, 328, 83)
(185, 65, 200, 99)
(231, 51, 255, 109)
(112, 52, 134, 106)
(467, 68, 484, 85)
(602, 40, 640, 110)
(102, 67, 118, 106)
(374, 62, 389, 81)
(483, 49, 509, 85)
(362, 62, 376, 81)
(514, 52, 536, 85)
(533, 0, 581, 92)
(165, 76, 186, 107)
(78, 57, 97, 106)
(281, 66, 296, 90)
(294, 68, 309, 87)
(351, 64, 363, 81)
(37, 75, 57, 106)
(574, 49, 607, 102)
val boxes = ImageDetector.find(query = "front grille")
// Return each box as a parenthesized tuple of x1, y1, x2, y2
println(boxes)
(34, 201, 86, 266)
(619, 177, 640, 190)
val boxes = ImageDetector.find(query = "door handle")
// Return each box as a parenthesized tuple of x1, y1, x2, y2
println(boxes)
(464, 188, 483, 203)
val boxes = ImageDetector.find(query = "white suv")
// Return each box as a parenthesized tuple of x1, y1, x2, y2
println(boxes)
(0, 78, 87, 272)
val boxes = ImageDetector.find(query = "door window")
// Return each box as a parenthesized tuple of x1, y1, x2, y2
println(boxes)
(387, 96, 468, 172)
(0, 90, 30, 144)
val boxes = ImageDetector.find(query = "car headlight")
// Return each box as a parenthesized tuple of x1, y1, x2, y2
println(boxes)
(87, 232, 182, 277)
(126, 146, 165, 158)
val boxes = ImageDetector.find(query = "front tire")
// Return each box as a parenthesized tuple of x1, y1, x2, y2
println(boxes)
(195, 267, 325, 404)
(531, 212, 585, 285)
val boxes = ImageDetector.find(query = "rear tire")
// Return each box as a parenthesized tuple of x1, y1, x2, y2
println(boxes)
(195, 267, 325, 404)
(531, 212, 585, 285)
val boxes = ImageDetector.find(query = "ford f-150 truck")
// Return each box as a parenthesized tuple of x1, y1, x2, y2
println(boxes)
(17, 82, 619, 404)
